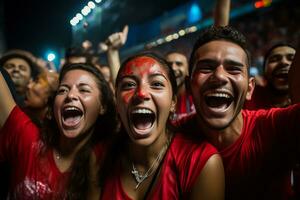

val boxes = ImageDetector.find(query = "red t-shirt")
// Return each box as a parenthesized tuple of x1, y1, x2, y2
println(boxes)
(244, 84, 290, 110)
(0, 106, 104, 199)
(100, 133, 218, 200)
(175, 92, 195, 120)
(178, 104, 300, 200)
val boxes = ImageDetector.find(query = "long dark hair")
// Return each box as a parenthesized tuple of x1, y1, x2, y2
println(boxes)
(41, 63, 118, 199)
(100, 52, 178, 185)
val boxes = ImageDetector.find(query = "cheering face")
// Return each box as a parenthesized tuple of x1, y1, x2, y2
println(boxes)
(25, 75, 50, 109)
(54, 70, 103, 139)
(190, 40, 254, 130)
(166, 53, 189, 88)
(3, 58, 32, 94)
(116, 56, 176, 146)
(265, 46, 295, 92)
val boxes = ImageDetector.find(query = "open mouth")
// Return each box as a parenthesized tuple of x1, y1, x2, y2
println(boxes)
(273, 67, 289, 79)
(130, 108, 155, 131)
(62, 106, 83, 128)
(274, 71, 288, 79)
(204, 92, 233, 109)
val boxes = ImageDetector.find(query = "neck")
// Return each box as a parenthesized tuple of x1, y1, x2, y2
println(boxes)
(197, 112, 243, 150)
(177, 84, 185, 96)
(57, 130, 93, 160)
(128, 131, 170, 170)
(269, 85, 291, 107)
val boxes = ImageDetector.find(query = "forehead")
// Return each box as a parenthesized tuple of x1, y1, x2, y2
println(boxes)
(4, 57, 30, 66)
(166, 53, 187, 61)
(269, 46, 296, 57)
(121, 56, 167, 76)
(61, 69, 97, 85)
(194, 40, 247, 64)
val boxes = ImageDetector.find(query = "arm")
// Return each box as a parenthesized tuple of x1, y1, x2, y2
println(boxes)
(214, 0, 231, 27)
(105, 25, 129, 84)
(190, 154, 225, 200)
(289, 46, 300, 103)
(0, 72, 16, 128)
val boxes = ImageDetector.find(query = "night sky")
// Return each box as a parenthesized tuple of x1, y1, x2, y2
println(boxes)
(2, 0, 190, 58)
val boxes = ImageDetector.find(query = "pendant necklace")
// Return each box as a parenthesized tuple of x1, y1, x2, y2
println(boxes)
(131, 138, 171, 189)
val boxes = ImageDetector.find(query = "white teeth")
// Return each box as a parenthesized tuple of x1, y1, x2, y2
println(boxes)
(64, 106, 80, 112)
(132, 108, 153, 114)
(206, 93, 231, 98)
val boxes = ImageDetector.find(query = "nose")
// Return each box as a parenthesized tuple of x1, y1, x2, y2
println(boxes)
(210, 65, 228, 84)
(171, 62, 178, 71)
(12, 65, 20, 72)
(66, 87, 79, 101)
(135, 84, 150, 101)
(281, 56, 291, 66)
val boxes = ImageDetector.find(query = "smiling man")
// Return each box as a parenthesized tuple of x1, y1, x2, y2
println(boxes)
(178, 26, 300, 200)
(166, 51, 195, 120)
(0, 49, 40, 99)
(245, 43, 296, 109)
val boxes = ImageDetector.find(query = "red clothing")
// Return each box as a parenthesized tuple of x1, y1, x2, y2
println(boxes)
(244, 84, 290, 110)
(178, 104, 300, 200)
(0, 106, 104, 199)
(174, 92, 195, 120)
(100, 133, 218, 200)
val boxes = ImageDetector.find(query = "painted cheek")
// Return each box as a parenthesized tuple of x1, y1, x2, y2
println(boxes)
(122, 90, 134, 104)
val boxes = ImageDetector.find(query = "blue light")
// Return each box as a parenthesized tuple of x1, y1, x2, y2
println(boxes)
(47, 53, 56, 62)
(187, 2, 202, 24)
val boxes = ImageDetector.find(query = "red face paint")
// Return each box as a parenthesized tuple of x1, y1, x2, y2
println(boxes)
(121, 56, 158, 78)
(119, 56, 166, 104)
(122, 90, 134, 104)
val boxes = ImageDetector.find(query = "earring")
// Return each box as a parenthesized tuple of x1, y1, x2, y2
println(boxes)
(169, 108, 176, 121)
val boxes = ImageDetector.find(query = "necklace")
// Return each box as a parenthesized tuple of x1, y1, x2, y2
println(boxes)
(131, 138, 171, 189)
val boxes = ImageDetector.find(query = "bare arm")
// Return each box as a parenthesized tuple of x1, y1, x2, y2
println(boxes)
(0, 72, 16, 128)
(104, 25, 129, 84)
(190, 154, 225, 200)
(214, 0, 231, 27)
(289, 46, 300, 103)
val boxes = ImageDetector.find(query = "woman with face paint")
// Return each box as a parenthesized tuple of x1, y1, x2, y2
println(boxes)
(0, 63, 117, 199)
(100, 52, 224, 200)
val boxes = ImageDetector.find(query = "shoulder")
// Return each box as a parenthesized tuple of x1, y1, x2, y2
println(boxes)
(169, 133, 218, 166)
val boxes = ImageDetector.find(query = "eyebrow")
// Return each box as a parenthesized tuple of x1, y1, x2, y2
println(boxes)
(120, 73, 168, 81)
(59, 83, 93, 88)
(196, 58, 245, 67)
(149, 73, 168, 81)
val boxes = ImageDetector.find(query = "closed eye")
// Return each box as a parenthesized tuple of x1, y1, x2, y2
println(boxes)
(226, 66, 242, 74)
(57, 87, 68, 94)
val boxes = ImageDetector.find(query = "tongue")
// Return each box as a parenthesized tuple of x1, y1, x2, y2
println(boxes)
(64, 116, 81, 127)
(134, 117, 152, 130)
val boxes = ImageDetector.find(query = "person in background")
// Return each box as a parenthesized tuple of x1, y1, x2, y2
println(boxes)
(244, 43, 296, 109)
(166, 51, 195, 120)
(23, 70, 59, 125)
(0, 49, 40, 100)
